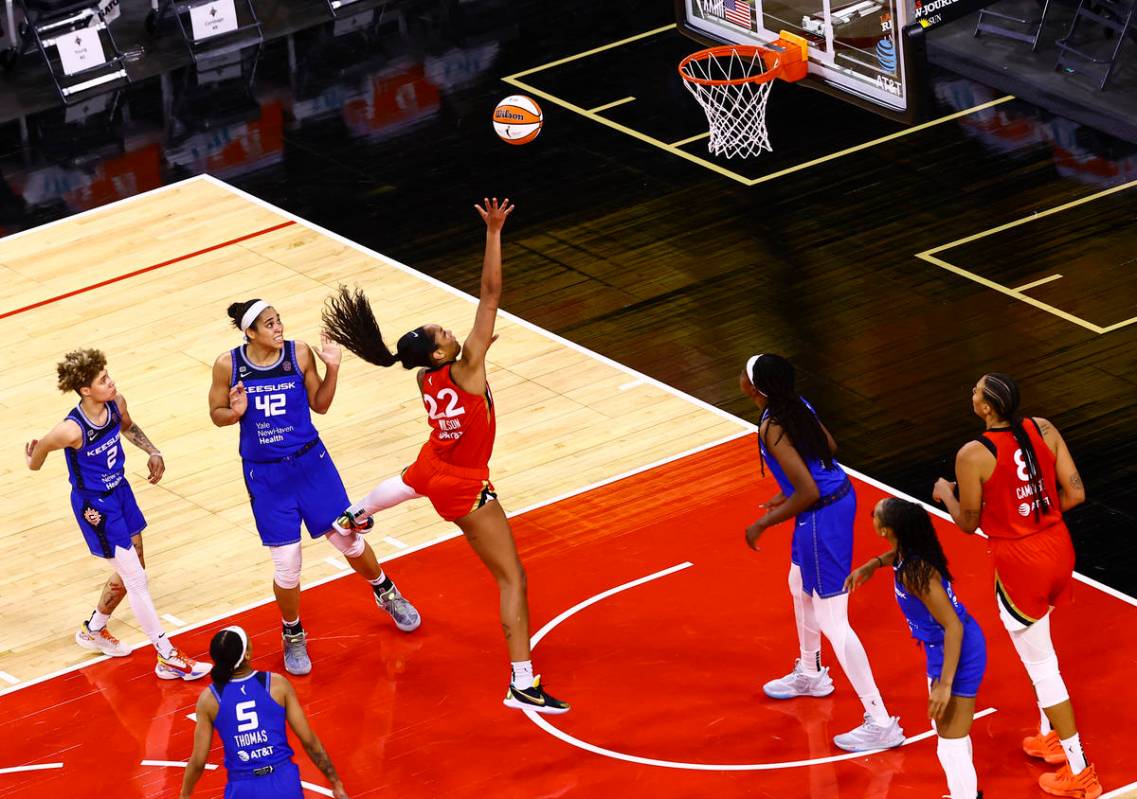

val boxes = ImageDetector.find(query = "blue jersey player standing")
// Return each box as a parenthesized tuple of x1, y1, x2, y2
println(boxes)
(25, 349, 209, 679)
(180, 626, 349, 799)
(740, 353, 902, 752)
(846, 498, 988, 799)
(208, 300, 420, 675)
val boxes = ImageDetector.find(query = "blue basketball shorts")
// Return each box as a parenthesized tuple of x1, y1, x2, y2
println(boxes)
(70, 481, 146, 559)
(923, 615, 988, 698)
(242, 441, 350, 546)
(225, 760, 303, 799)
(790, 489, 856, 598)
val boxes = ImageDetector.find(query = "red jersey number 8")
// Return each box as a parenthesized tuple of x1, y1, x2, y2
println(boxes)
(1013, 448, 1030, 481)
(424, 388, 466, 420)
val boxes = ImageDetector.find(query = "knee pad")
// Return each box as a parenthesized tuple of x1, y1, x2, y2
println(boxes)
(270, 543, 303, 589)
(111, 544, 149, 593)
(326, 530, 365, 559)
(1010, 619, 1069, 708)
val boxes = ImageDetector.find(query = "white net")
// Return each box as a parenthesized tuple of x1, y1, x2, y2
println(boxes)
(680, 48, 779, 159)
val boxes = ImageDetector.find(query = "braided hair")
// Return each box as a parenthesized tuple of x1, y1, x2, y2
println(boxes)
(877, 498, 953, 594)
(981, 373, 1051, 520)
(321, 286, 438, 370)
(750, 354, 834, 473)
(209, 628, 247, 690)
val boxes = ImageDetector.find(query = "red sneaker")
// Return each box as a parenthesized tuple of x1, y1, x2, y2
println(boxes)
(1039, 763, 1103, 799)
(1023, 730, 1066, 765)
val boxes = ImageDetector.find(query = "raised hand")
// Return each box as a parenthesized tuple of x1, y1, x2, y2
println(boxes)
(229, 381, 248, 417)
(316, 333, 342, 368)
(474, 197, 514, 233)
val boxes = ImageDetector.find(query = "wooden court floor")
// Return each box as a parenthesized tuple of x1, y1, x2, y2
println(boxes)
(0, 175, 741, 684)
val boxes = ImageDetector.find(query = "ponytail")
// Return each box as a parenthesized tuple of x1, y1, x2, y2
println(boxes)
(321, 286, 435, 370)
(209, 627, 247, 690)
(981, 373, 1051, 520)
(749, 354, 834, 470)
(877, 498, 952, 594)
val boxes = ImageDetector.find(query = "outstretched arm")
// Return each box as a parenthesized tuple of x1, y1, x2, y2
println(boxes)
(25, 419, 82, 471)
(280, 676, 349, 798)
(453, 197, 513, 394)
(116, 393, 165, 483)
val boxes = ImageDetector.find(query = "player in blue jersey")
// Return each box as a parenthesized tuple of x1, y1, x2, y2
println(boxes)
(740, 353, 903, 752)
(25, 349, 209, 679)
(180, 626, 349, 799)
(845, 498, 987, 799)
(208, 300, 420, 676)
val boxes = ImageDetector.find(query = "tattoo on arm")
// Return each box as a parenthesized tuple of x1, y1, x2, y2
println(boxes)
(304, 741, 340, 784)
(961, 510, 980, 531)
(1038, 420, 1052, 436)
(1070, 473, 1083, 490)
(123, 423, 158, 454)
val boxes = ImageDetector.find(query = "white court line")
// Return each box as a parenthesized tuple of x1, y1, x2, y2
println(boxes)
(0, 671, 20, 685)
(0, 763, 64, 775)
(618, 378, 645, 391)
(526, 560, 997, 770)
(382, 536, 409, 549)
(1103, 779, 1137, 798)
(140, 761, 332, 795)
(323, 557, 350, 571)
(214, 170, 1133, 610)
(2, 172, 1133, 707)
(162, 613, 186, 627)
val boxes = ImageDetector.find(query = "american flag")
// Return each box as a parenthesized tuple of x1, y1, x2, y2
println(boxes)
(723, 0, 752, 27)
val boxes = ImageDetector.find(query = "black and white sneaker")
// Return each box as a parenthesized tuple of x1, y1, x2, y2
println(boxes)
(503, 676, 570, 714)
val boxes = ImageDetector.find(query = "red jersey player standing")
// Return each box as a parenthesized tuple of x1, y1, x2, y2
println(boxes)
(321, 197, 569, 714)
(933, 372, 1101, 799)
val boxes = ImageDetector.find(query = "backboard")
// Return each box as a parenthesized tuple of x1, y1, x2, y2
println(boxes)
(675, 0, 928, 122)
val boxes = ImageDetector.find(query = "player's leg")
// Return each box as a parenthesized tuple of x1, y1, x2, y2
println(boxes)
(762, 562, 834, 699)
(303, 445, 420, 632)
(333, 473, 421, 533)
(455, 496, 568, 714)
(77, 532, 144, 657)
(936, 696, 979, 799)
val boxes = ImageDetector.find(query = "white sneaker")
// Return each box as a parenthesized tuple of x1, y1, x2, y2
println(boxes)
(75, 621, 131, 657)
(762, 659, 835, 700)
(833, 713, 905, 752)
(155, 648, 210, 681)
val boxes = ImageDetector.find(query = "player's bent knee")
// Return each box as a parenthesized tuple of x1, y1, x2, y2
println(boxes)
(326, 530, 365, 559)
(270, 543, 303, 589)
(1024, 654, 1069, 707)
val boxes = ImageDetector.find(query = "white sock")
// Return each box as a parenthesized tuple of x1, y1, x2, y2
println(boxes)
(1061, 733, 1088, 774)
(936, 735, 978, 799)
(511, 660, 534, 690)
(1039, 704, 1052, 735)
(800, 649, 822, 675)
(367, 571, 389, 587)
(88, 609, 111, 632)
(155, 634, 175, 658)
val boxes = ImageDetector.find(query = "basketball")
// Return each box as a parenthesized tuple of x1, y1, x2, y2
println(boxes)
(492, 95, 543, 145)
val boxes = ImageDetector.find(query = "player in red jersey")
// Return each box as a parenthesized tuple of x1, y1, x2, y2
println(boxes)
(321, 197, 569, 714)
(933, 373, 1101, 799)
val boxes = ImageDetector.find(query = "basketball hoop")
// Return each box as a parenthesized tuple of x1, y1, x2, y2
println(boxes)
(678, 35, 808, 159)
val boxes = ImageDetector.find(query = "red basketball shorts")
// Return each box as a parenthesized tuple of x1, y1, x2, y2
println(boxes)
(402, 450, 497, 523)
(988, 521, 1075, 625)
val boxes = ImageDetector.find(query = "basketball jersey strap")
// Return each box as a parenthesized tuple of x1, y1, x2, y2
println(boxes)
(973, 436, 996, 457)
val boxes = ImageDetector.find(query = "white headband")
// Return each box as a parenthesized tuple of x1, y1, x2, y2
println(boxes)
(240, 300, 270, 332)
(223, 625, 248, 666)
(745, 354, 766, 395)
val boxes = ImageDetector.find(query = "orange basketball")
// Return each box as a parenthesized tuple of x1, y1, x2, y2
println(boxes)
(493, 95, 543, 145)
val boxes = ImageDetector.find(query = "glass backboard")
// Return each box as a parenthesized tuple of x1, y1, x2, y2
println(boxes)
(676, 0, 928, 122)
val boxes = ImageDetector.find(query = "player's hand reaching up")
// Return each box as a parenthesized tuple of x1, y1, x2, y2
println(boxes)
(315, 333, 342, 368)
(475, 197, 514, 233)
(229, 381, 248, 417)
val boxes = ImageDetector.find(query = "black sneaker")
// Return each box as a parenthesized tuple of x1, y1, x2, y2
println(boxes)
(503, 676, 570, 714)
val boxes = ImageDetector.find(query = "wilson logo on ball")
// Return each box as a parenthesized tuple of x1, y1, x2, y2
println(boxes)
(493, 95, 543, 145)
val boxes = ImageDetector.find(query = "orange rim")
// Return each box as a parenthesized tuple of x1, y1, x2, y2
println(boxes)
(678, 44, 782, 87)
